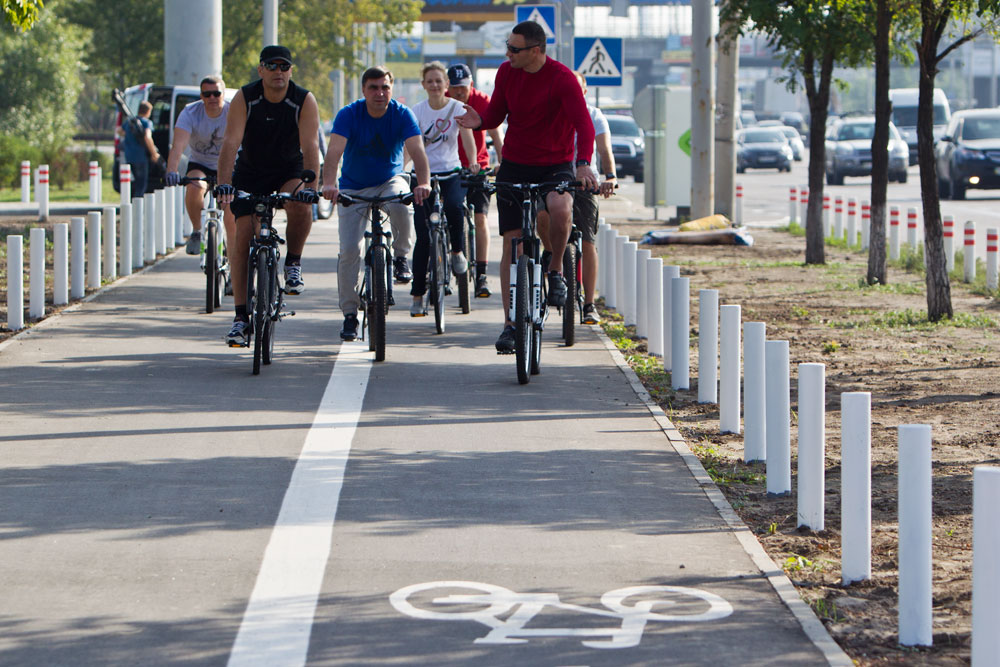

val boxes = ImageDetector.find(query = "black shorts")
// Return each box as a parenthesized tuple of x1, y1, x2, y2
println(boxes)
(573, 190, 599, 243)
(186, 161, 217, 182)
(495, 160, 575, 235)
(230, 160, 304, 218)
(466, 186, 491, 215)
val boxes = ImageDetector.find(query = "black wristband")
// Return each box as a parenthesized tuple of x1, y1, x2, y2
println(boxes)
(605, 174, 617, 179)
(575, 159, 590, 167)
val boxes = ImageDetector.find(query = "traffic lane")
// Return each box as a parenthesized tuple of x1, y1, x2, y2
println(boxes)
(0, 225, 344, 664)
(304, 308, 827, 665)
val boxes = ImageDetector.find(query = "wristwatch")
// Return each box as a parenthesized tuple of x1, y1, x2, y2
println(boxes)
(605, 174, 617, 179)
(575, 159, 590, 167)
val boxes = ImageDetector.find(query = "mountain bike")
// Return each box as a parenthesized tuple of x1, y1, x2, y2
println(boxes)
(337, 191, 413, 361)
(460, 170, 494, 312)
(561, 222, 584, 347)
(180, 175, 229, 314)
(228, 173, 319, 375)
(424, 172, 461, 334)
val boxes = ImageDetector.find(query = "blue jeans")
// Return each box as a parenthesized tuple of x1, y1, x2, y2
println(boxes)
(129, 159, 149, 197)
(411, 174, 466, 297)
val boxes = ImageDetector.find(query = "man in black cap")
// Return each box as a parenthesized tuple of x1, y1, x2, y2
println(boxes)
(216, 45, 321, 347)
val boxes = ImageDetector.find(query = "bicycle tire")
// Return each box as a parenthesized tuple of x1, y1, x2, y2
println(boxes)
(561, 244, 577, 346)
(531, 263, 544, 375)
(514, 254, 532, 385)
(250, 251, 266, 375)
(433, 230, 447, 334)
(262, 251, 277, 365)
(205, 221, 217, 314)
(457, 214, 472, 314)
(371, 244, 387, 361)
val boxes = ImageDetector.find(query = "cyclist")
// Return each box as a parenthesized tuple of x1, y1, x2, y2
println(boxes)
(536, 72, 617, 325)
(445, 63, 504, 298)
(321, 66, 431, 341)
(215, 45, 321, 347)
(407, 61, 477, 317)
(457, 20, 598, 353)
(164, 75, 234, 256)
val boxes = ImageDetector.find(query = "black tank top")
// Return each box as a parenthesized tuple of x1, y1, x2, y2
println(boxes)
(235, 79, 309, 172)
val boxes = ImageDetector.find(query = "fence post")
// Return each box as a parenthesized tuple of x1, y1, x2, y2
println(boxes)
(743, 322, 766, 462)
(635, 248, 651, 338)
(861, 200, 871, 250)
(604, 229, 618, 309)
(834, 196, 843, 241)
(847, 198, 857, 247)
(120, 203, 133, 278)
(797, 362, 825, 530)
(155, 188, 167, 254)
(799, 184, 809, 226)
(662, 265, 680, 372)
(647, 257, 663, 357)
(889, 205, 901, 261)
(972, 465, 1000, 666)
(735, 182, 743, 226)
(907, 207, 919, 252)
(822, 194, 831, 238)
(144, 193, 156, 262)
(623, 241, 637, 327)
(944, 215, 955, 273)
(841, 392, 872, 585)
(614, 235, 626, 315)
(987, 228, 998, 291)
(38, 164, 49, 222)
(597, 221, 609, 297)
(670, 276, 690, 390)
(132, 197, 145, 269)
(103, 206, 117, 281)
(788, 186, 797, 224)
(179, 184, 191, 237)
(965, 220, 977, 283)
(29, 228, 46, 319)
(698, 289, 719, 404)
(54, 223, 68, 306)
(21, 160, 31, 203)
(71, 217, 85, 299)
(719, 304, 741, 434)
(765, 339, 791, 495)
(89, 161, 100, 203)
(87, 211, 102, 290)
(120, 163, 132, 209)
(6, 236, 24, 331)
(898, 424, 933, 647)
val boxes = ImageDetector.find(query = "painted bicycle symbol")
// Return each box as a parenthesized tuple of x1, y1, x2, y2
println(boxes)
(389, 580, 734, 649)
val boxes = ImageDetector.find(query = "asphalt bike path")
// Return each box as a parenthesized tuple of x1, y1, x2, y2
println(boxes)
(0, 208, 833, 665)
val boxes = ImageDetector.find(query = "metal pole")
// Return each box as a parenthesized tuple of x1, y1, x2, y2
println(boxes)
(715, 4, 739, 219)
(263, 0, 279, 47)
(691, 0, 715, 219)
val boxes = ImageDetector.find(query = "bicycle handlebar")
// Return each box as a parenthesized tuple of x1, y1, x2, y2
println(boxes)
(231, 189, 320, 207)
(179, 175, 216, 186)
(337, 192, 414, 208)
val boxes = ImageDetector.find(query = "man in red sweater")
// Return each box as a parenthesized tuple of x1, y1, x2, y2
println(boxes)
(458, 20, 597, 354)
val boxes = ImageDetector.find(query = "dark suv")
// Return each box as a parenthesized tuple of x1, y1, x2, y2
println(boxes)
(606, 114, 644, 183)
(935, 109, 1000, 200)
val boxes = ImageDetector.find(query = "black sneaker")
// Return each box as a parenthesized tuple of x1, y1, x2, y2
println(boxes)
(495, 325, 516, 354)
(393, 256, 412, 283)
(340, 313, 359, 341)
(284, 263, 304, 295)
(186, 231, 202, 255)
(225, 318, 251, 347)
(475, 274, 491, 298)
(547, 271, 567, 307)
(540, 249, 552, 273)
(583, 303, 601, 325)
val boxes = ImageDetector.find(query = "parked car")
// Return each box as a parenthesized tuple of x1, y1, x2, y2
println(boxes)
(736, 127, 793, 173)
(824, 116, 909, 185)
(890, 87, 951, 166)
(779, 111, 808, 138)
(935, 108, 1000, 200)
(606, 114, 644, 183)
(739, 110, 758, 128)
(774, 125, 805, 161)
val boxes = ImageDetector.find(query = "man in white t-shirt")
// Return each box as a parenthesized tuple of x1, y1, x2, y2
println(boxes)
(165, 75, 233, 255)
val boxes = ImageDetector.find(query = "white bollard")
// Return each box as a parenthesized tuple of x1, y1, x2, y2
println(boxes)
(155, 188, 167, 254)
(102, 206, 117, 281)
(87, 211, 102, 290)
(735, 183, 744, 226)
(180, 184, 191, 237)
(944, 215, 955, 273)
(70, 217, 85, 299)
(861, 200, 871, 250)
(647, 257, 663, 357)
(972, 466, 1000, 666)
(797, 363, 825, 530)
(604, 229, 618, 309)
(822, 194, 831, 238)
(53, 223, 68, 306)
(889, 205, 901, 260)
(743, 322, 766, 461)
(37, 164, 49, 222)
(907, 207, 919, 252)
(623, 241, 638, 326)
(29, 228, 46, 319)
(597, 223, 609, 297)
(132, 197, 145, 269)
(788, 186, 797, 224)
(698, 289, 719, 404)
(833, 196, 843, 241)
(6, 236, 24, 331)
(846, 198, 858, 248)
(799, 185, 809, 226)
(987, 228, 998, 291)
(719, 304, 741, 434)
(965, 220, 977, 284)
(635, 248, 651, 338)
(841, 392, 872, 585)
(89, 161, 100, 203)
(662, 265, 680, 372)
(165, 185, 175, 247)
(144, 193, 156, 262)
(670, 277, 690, 390)
(120, 203, 133, 277)
(765, 339, 791, 495)
(898, 424, 933, 647)
(120, 163, 132, 209)
(614, 235, 626, 314)
(20, 160, 31, 203)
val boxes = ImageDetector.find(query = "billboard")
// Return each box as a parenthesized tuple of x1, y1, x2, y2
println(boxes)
(420, 0, 689, 21)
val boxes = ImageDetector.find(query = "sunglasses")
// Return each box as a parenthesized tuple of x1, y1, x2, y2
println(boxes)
(201, 90, 222, 98)
(505, 41, 539, 54)
(262, 61, 292, 72)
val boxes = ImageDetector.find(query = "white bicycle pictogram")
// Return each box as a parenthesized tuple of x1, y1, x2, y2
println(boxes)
(389, 580, 734, 649)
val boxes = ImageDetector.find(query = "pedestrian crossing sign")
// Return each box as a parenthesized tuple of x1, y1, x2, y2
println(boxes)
(574, 37, 623, 87)
(515, 5, 557, 45)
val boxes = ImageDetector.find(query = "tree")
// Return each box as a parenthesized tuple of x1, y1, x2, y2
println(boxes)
(3, 0, 43, 30)
(721, 1, 875, 265)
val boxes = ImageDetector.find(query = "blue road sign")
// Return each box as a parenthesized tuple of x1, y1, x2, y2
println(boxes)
(574, 37, 623, 87)
(515, 5, 558, 45)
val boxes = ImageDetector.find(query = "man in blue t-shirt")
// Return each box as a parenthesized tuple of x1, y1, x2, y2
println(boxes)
(119, 101, 162, 196)
(321, 66, 431, 341)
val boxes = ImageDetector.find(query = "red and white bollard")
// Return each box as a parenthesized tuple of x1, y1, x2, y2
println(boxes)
(861, 200, 872, 250)
(120, 163, 132, 209)
(944, 215, 956, 273)
(965, 220, 977, 283)
(907, 207, 919, 252)
(37, 164, 49, 222)
(735, 182, 744, 227)
(834, 196, 844, 241)
(20, 160, 30, 203)
(847, 198, 858, 247)
(7, 235, 24, 331)
(799, 185, 809, 225)
(889, 205, 901, 260)
(823, 194, 831, 238)
(789, 186, 798, 224)
(986, 228, 998, 291)
(89, 161, 100, 203)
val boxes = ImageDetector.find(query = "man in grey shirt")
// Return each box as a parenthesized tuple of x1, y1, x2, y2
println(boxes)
(166, 75, 233, 255)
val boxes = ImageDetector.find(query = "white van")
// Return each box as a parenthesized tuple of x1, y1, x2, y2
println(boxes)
(889, 87, 951, 165)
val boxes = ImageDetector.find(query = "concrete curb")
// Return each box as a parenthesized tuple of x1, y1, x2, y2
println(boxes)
(591, 323, 854, 667)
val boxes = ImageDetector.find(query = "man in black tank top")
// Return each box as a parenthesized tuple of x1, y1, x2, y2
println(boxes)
(216, 45, 321, 347)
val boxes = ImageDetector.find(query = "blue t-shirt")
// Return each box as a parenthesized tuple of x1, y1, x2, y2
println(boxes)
(122, 117, 153, 164)
(332, 98, 420, 190)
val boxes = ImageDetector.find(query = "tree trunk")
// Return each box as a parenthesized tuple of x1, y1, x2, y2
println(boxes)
(803, 51, 834, 265)
(917, 0, 953, 320)
(867, 0, 891, 285)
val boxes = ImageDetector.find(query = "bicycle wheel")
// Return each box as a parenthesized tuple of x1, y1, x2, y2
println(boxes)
(370, 244, 388, 361)
(251, 251, 268, 375)
(432, 230, 447, 334)
(514, 254, 532, 385)
(561, 243, 577, 346)
(205, 221, 217, 314)
(457, 215, 472, 315)
(531, 264, 544, 375)
(262, 252, 277, 365)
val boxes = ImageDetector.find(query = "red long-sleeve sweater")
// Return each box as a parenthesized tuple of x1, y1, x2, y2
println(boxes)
(479, 57, 595, 166)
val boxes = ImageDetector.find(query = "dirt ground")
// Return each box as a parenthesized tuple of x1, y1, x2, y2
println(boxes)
(603, 223, 999, 665)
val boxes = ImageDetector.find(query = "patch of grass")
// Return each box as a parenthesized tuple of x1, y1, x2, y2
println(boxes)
(822, 340, 840, 354)
(835, 276, 924, 295)
(692, 441, 765, 487)
(783, 555, 820, 573)
(832, 308, 997, 331)
(782, 221, 806, 237)
(791, 305, 810, 318)
(604, 321, 638, 353)
(812, 597, 845, 623)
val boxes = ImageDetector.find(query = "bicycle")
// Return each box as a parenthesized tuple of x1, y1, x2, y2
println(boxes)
(337, 190, 414, 362)
(226, 173, 319, 375)
(494, 180, 581, 384)
(180, 175, 229, 314)
(460, 170, 495, 310)
(417, 171, 463, 334)
(561, 221, 584, 347)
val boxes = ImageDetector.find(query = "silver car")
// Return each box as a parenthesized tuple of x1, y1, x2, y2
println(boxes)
(776, 125, 805, 161)
(824, 116, 909, 185)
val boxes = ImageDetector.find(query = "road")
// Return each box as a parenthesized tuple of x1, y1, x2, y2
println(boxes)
(0, 201, 845, 665)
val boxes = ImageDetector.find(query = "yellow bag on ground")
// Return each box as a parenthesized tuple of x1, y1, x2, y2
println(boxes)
(679, 214, 732, 231)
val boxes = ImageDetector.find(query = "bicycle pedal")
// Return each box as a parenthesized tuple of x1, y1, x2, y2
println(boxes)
(496, 348, 515, 356)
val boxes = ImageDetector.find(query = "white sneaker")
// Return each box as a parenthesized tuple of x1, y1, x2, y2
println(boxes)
(410, 297, 426, 317)
(451, 251, 468, 276)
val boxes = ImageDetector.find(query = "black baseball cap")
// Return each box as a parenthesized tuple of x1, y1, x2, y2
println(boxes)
(260, 45, 292, 64)
(447, 64, 472, 86)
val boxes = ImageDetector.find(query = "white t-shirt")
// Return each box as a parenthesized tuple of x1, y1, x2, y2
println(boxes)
(574, 104, 610, 178)
(175, 100, 230, 169)
(412, 97, 465, 173)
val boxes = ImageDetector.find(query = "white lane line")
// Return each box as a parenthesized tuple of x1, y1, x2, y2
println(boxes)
(228, 342, 372, 666)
